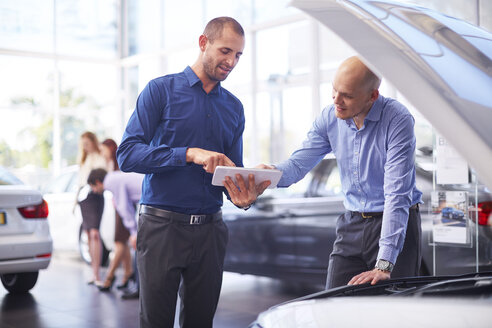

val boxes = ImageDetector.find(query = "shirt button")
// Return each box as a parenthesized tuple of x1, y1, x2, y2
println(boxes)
(353, 171, 357, 175)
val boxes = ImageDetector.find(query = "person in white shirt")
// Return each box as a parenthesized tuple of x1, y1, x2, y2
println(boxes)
(77, 131, 106, 285)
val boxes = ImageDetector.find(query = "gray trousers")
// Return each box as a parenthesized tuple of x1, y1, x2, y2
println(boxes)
(326, 206, 421, 289)
(137, 212, 228, 328)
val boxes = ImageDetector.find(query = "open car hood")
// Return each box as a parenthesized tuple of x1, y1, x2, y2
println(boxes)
(253, 272, 492, 327)
(290, 0, 492, 189)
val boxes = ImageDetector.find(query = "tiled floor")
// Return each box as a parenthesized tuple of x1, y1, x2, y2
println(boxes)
(0, 251, 320, 328)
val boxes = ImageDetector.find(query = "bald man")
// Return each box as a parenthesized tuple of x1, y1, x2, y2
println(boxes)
(259, 56, 423, 288)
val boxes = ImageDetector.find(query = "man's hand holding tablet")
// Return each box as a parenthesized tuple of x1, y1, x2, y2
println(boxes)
(213, 165, 282, 209)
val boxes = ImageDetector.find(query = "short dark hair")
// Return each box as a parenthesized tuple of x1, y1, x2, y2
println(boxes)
(87, 168, 107, 185)
(203, 17, 244, 43)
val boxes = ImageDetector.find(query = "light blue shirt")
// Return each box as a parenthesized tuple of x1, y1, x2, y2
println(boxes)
(104, 171, 144, 236)
(275, 95, 422, 264)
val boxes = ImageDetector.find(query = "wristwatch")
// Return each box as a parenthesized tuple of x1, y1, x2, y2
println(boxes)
(375, 259, 394, 272)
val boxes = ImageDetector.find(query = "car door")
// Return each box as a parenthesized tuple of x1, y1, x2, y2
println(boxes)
(293, 160, 345, 285)
(223, 200, 296, 278)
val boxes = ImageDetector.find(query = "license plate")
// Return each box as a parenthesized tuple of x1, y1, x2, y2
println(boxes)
(0, 212, 6, 225)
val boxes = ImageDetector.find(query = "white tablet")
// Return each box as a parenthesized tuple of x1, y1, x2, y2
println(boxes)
(212, 166, 283, 189)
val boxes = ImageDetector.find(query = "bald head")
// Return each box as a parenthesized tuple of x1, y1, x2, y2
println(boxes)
(332, 56, 381, 127)
(337, 56, 381, 92)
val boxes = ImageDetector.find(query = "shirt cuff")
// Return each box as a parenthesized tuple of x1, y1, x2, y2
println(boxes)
(173, 147, 188, 166)
(274, 162, 291, 187)
(377, 245, 399, 265)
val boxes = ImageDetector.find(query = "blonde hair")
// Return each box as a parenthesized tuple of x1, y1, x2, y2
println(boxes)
(78, 131, 100, 165)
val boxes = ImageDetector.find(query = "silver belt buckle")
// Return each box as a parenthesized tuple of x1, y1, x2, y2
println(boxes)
(190, 215, 205, 225)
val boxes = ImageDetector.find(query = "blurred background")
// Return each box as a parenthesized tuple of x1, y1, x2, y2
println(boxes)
(0, 0, 490, 188)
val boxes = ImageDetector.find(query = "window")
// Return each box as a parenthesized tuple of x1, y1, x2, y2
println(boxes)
(56, 0, 118, 58)
(0, 1, 54, 53)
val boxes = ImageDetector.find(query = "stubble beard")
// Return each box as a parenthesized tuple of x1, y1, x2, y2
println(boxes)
(203, 59, 228, 82)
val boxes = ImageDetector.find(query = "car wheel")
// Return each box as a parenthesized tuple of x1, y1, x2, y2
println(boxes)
(0, 272, 39, 293)
(78, 224, 110, 267)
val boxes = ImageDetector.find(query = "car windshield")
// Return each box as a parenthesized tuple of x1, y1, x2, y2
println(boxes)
(0, 166, 24, 185)
(42, 171, 77, 194)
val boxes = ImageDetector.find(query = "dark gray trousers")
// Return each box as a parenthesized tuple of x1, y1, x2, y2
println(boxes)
(325, 206, 421, 289)
(137, 212, 228, 328)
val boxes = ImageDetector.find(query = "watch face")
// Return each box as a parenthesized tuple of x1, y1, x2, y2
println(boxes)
(378, 260, 389, 270)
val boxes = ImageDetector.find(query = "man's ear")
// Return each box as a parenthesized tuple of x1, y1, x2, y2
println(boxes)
(370, 89, 379, 102)
(198, 35, 208, 52)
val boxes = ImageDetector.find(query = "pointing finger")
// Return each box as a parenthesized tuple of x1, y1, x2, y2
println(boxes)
(221, 155, 236, 167)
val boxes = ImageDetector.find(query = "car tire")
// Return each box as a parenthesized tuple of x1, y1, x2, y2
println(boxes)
(0, 272, 39, 293)
(78, 224, 110, 267)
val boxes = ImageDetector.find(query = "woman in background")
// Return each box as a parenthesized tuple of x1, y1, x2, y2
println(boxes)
(77, 131, 106, 285)
(98, 138, 133, 291)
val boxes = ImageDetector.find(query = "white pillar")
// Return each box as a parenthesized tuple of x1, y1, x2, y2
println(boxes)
(309, 19, 321, 120)
(52, 0, 61, 176)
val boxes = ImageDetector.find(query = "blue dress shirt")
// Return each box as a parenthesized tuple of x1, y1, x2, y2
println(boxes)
(117, 66, 245, 215)
(275, 95, 422, 264)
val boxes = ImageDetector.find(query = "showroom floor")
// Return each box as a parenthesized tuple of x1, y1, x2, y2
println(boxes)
(0, 251, 320, 328)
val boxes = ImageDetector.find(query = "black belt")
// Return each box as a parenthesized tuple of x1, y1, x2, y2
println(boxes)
(351, 203, 419, 219)
(139, 205, 222, 225)
(351, 211, 383, 219)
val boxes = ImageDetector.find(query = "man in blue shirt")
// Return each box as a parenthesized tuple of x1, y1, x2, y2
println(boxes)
(117, 17, 269, 328)
(259, 56, 422, 288)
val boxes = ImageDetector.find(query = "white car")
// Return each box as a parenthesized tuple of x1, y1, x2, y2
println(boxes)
(251, 272, 492, 328)
(0, 166, 52, 293)
(42, 165, 115, 265)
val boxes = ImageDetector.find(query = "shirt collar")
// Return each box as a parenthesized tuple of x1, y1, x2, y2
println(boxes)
(344, 95, 383, 128)
(183, 66, 221, 95)
(364, 95, 383, 122)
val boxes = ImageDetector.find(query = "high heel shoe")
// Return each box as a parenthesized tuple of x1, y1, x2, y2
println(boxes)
(117, 273, 134, 290)
(97, 276, 116, 292)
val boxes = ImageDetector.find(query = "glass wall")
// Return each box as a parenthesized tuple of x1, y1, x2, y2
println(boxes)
(0, 0, 490, 202)
(0, 0, 490, 274)
(0, 0, 119, 182)
(0, 1, 54, 53)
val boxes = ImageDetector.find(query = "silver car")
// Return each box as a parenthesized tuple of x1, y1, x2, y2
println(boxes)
(0, 166, 52, 293)
(42, 165, 115, 265)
